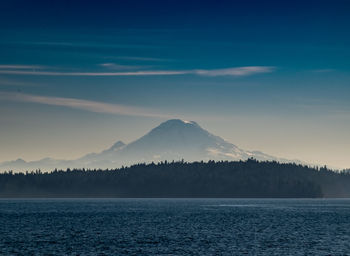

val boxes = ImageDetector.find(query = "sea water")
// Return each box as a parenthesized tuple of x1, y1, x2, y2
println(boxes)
(1, 198, 350, 255)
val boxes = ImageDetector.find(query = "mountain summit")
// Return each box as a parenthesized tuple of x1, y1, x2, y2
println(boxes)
(0, 119, 290, 172)
(123, 119, 222, 154)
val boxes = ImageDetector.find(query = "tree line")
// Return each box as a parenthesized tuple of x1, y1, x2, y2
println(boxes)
(1, 159, 349, 198)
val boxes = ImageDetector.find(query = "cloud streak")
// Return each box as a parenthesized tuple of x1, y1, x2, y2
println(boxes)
(0, 66, 275, 77)
(193, 66, 275, 76)
(99, 63, 150, 70)
(0, 92, 170, 118)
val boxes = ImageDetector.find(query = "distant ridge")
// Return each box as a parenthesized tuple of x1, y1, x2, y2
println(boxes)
(0, 119, 305, 172)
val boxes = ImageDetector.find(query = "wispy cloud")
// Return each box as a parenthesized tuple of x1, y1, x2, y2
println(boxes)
(0, 92, 170, 118)
(98, 63, 148, 70)
(0, 66, 275, 77)
(193, 66, 275, 76)
(0, 91, 234, 122)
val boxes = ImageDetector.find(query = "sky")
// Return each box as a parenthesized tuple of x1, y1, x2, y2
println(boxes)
(0, 0, 350, 169)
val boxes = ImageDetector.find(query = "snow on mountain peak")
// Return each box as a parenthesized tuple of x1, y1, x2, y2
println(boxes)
(0, 119, 292, 172)
(156, 119, 199, 128)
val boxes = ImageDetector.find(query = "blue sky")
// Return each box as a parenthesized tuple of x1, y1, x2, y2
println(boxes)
(0, 0, 350, 168)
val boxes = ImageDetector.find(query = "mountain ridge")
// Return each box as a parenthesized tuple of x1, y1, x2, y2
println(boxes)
(0, 119, 305, 172)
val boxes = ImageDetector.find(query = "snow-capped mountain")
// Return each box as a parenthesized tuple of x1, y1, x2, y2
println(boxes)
(0, 119, 294, 172)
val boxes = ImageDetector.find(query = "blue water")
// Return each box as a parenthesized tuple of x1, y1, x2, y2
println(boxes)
(1, 199, 350, 255)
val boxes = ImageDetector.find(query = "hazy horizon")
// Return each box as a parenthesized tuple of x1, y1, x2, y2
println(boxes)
(1, 0, 350, 169)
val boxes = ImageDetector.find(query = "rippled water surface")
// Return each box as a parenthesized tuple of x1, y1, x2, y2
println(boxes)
(1, 198, 350, 255)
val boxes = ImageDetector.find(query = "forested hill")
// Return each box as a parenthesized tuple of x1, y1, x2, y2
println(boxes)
(1, 159, 349, 198)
